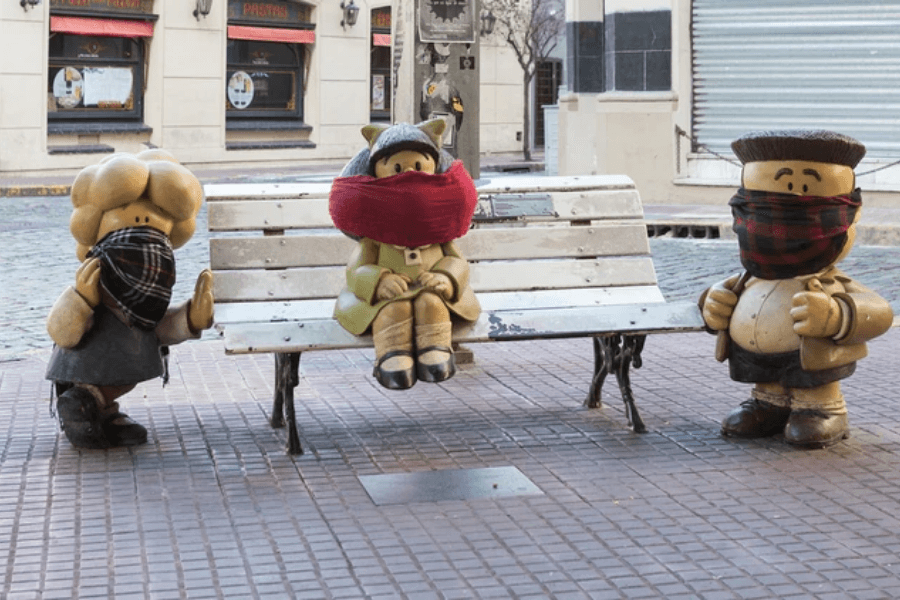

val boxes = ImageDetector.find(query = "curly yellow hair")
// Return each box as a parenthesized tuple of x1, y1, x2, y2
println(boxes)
(70, 149, 203, 261)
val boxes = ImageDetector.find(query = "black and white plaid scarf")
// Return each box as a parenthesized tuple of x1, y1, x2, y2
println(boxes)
(87, 226, 176, 330)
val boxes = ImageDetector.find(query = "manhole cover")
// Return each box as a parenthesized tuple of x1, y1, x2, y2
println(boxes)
(359, 466, 543, 506)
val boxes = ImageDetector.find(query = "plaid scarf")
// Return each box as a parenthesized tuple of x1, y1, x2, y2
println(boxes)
(729, 188, 861, 279)
(87, 226, 176, 330)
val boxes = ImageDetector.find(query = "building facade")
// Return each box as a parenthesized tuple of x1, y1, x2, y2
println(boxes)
(0, 0, 524, 177)
(560, 0, 900, 205)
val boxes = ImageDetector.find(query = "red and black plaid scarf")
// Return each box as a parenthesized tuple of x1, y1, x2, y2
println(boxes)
(87, 226, 176, 330)
(729, 188, 861, 280)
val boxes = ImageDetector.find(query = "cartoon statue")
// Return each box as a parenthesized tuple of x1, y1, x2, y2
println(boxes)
(700, 130, 893, 448)
(329, 119, 481, 390)
(46, 149, 215, 449)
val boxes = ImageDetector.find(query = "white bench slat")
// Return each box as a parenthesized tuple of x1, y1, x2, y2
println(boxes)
(213, 286, 668, 325)
(222, 302, 705, 355)
(213, 256, 659, 302)
(202, 174, 636, 202)
(207, 189, 645, 231)
(209, 223, 651, 270)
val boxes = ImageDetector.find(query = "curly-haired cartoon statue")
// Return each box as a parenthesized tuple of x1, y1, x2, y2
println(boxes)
(329, 119, 480, 390)
(700, 130, 893, 448)
(46, 149, 215, 449)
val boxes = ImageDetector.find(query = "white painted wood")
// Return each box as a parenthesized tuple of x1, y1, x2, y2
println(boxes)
(209, 224, 651, 270)
(222, 302, 705, 354)
(213, 286, 668, 325)
(204, 181, 333, 200)
(212, 256, 659, 302)
(207, 189, 645, 231)
(202, 174, 637, 202)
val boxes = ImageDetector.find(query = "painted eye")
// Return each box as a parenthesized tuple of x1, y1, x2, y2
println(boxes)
(415, 162, 422, 171)
(394, 163, 402, 173)
(787, 182, 793, 191)
(145, 216, 150, 223)
(803, 184, 808, 193)
(135, 216, 140, 223)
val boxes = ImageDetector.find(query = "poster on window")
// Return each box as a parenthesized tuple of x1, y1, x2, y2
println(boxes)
(52, 67, 84, 109)
(372, 75, 385, 111)
(83, 67, 133, 109)
(418, 0, 475, 43)
(228, 71, 255, 109)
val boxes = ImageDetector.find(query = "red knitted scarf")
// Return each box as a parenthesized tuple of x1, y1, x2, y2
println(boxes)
(329, 161, 478, 248)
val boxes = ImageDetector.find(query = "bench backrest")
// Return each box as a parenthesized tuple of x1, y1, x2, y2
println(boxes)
(205, 174, 666, 327)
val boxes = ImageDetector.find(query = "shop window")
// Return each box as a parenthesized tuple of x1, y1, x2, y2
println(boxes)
(370, 7, 391, 121)
(48, 33, 143, 121)
(227, 40, 304, 119)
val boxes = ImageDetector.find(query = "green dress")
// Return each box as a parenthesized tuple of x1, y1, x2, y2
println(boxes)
(334, 238, 481, 335)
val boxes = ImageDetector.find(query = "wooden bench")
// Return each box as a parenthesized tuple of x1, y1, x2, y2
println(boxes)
(205, 174, 704, 454)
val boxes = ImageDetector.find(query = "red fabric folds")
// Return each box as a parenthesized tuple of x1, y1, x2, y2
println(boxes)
(329, 161, 478, 248)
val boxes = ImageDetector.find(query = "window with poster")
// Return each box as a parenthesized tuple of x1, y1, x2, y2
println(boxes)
(226, 40, 304, 119)
(370, 6, 392, 122)
(226, 0, 315, 123)
(48, 33, 144, 121)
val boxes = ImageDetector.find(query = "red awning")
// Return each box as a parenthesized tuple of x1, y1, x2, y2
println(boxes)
(373, 33, 391, 47)
(50, 16, 154, 38)
(228, 25, 315, 44)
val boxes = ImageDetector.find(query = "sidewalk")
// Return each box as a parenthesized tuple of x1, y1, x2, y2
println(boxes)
(4, 327, 900, 599)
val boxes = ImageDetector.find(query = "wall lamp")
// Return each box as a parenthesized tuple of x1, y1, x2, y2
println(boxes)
(194, 0, 212, 20)
(20, 0, 41, 11)
(341, 0, 359, 28)
(480, 9, 496, 36)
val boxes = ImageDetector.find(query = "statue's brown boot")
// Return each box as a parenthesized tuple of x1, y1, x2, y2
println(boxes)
(784, 383, 849, 449)
(721, 387, 791, 438)
(415, 321, 455, 383)
(372, 317, 416, 390)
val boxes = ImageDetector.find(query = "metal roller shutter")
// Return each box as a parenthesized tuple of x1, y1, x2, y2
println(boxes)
(692, 1, 900, 159)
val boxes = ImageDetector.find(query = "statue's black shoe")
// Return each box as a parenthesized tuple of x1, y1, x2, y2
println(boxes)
(784, 410, 849, 449)
(57, 387, 111, 449)
(103, 413, 148, 447)
(721, 398, 791, 438)
(416, 346, 456, 383)
(373, 350, 416, 390)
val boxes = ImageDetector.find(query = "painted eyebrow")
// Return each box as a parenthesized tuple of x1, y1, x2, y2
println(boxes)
(774, 168, 794, 179)
(802, 168, 822, 181)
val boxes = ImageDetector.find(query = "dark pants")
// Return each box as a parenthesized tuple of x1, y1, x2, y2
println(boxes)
(729, 343, 855, 389)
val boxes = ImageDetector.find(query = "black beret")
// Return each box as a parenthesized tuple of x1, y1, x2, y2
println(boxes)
(731, 130, 866, 168)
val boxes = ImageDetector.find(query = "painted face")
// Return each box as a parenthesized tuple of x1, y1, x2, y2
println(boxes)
(741, 160, 855, 197)
(96, 199, 175, 241)
(374, 149, 437, 178)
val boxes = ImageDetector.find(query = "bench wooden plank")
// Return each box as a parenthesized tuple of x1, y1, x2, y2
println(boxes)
(202, 174, 637, 202)
(210, 224, 651, 270)
(222, 302, 705, 354)
(213, 257, 659, 302)
(213, 286, 668, 325)
(207, 189, 645, 231)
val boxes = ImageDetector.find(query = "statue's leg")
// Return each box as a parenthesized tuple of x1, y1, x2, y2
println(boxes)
(785, 382, 848, 448)
(413, 293, 454, 383)
(372, 301, 416, 390)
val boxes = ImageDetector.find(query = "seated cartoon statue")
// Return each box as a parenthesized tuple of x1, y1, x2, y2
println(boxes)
(46, 149, 215, 449)
(700, 130, 894, 448)
(329, 119, 481, 390)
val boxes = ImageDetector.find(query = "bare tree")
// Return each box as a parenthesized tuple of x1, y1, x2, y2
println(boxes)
(482, 0, 564, 161)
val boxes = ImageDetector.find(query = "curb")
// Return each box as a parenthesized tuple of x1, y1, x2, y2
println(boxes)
(1, 184, 72, 198)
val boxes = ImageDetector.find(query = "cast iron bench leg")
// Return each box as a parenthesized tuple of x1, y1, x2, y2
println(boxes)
(585, 334, 648, 433)
(273, 352, 303, 455)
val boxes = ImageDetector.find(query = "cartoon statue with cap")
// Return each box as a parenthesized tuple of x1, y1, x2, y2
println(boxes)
(46, 149, 215, 449)
(700, 130, 893, 448)
(328, 119, 481, 390)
